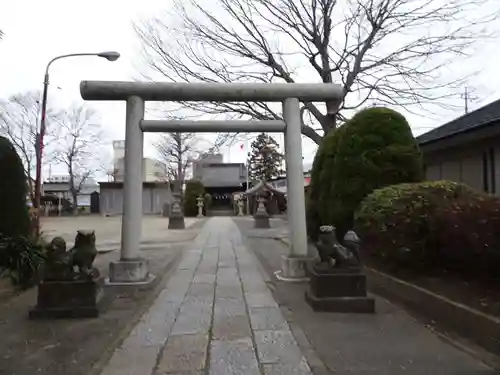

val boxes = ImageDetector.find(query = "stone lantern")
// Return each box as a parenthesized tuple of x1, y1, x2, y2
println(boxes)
(253, 195, 270, 228)
(196, 196, 204, 218)
(237, 197, 245, 216)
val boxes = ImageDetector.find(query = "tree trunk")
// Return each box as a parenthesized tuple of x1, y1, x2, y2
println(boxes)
(71, 190, 78, 215)
(177, 152, 183, 195)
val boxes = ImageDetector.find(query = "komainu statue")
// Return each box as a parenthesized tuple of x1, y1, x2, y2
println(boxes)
(42, 230, 99, 281)
(315, 225, 360, 272)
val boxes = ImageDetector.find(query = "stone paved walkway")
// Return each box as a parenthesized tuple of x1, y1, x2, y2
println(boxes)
(100, 217, 311, 375)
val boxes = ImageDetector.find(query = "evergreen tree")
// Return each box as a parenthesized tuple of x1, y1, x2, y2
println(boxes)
(247, 133, 284, 182)
(0, 136, 30, 238)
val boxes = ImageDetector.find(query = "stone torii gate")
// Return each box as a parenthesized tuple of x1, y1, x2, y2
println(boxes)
(80, 81, 342, 284)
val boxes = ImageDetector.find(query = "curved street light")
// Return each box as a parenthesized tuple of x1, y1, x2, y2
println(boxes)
(33, 51, 121, 236)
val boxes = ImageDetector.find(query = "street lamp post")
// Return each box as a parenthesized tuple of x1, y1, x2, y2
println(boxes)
(33, 51, 120, 237)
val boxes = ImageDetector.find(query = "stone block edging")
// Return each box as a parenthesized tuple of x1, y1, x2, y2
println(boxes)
(366, 267, 500, 357)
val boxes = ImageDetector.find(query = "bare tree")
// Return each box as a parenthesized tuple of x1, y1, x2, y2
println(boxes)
(135, 0, 499, 145)
(53, 105, 102, 214)
(0, 91, 60, 203)
(155, 132, 200, 193)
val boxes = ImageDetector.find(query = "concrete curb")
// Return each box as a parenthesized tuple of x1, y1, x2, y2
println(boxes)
(366, 267, 500, 358)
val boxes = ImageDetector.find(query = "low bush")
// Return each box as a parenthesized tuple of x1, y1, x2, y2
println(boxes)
(355, 180, 500, 279)
(0, 234, 45, 288)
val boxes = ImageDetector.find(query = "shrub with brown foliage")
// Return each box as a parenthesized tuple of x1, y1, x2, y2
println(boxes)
(355, 180, 500, 279)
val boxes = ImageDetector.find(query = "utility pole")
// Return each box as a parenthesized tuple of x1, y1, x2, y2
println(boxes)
(461, 86, 478, 114)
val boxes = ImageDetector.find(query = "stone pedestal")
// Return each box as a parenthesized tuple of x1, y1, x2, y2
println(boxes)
(107, 258, 152, 285)
(305, 267, 375, 313)
(274, 255, 311, 282)
(169, 215, 185, 229)
(168, 201, 185, 229)
(253, 198, 270, 229)
(162, 202, 170, 217)
(29, 279, 103, 319)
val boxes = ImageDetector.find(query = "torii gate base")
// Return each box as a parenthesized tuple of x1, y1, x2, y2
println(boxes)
(80, 81, 343, 284)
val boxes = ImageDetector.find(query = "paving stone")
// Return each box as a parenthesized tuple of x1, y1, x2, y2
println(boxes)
(214, 297, 246, 316)
(156, 334, 209, 373)
(249, 306, 289, 331)
(262, 358, 313, 375)
(217, 268, 238, 276)
(182, 295, 214, 308)
(245, 292, 279, 308)
(209, 338, 260, 375)
(123, 302, 180, 347)
(170, 309, 212, 335)
(188, 283, 215, 297)
(196, 265, 217, 274)
(212, 314, 252, 340)
(177, 260, 200, 270)
(218, 260, 236, 268)
(192, 273, 217, 284)
(215, 285, 243, 299)
(254, 330, 304, 365)
(101, 345, 160, 375)
(156, 288, 188, 303)
(242, 282, 269, 293)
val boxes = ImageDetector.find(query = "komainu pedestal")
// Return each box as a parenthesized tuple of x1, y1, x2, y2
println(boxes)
(29, 279, 103, 318)
(305, 268, 374, 313)
(305, 226, 374, 313)
(29, 231, 104, 319)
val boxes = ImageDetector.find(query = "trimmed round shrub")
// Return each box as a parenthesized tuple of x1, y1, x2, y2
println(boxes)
(183, 180, 205, 217)
(328, 107, 424, 237)
(355, 180, 500, 278)
(0, 136, 30, 238)
(306, 126, 345, 240)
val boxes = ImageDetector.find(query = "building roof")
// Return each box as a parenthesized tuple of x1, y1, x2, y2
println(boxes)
(204, 180, 244, 188)
(98, 181, 170, 189)
(244, 180, 286, 196)
(417, 98, 500, 145)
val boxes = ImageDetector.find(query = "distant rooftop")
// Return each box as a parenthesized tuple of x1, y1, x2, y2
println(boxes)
(417, 98, 500, 145)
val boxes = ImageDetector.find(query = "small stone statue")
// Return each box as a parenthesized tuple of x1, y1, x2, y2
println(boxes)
(43, 237, 73, 281)
(343, 230, 362, 264)
(315, 225, 359, 272)
(70, 230, 99, 279)
(42, 230, 99, 281)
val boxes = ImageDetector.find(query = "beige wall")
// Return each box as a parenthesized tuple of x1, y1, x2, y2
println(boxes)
(422, 137, 500, 195)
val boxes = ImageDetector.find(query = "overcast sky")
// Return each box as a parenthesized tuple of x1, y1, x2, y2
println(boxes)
(1, 0, 500, 179)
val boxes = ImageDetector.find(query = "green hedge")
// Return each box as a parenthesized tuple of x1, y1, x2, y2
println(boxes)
(355, 180, 500, 277)
(306, 126, 345, 240)
(327, 107, 423, 237)
(0, 136, 30, 238)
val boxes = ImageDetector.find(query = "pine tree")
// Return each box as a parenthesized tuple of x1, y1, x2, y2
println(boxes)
(247, 133, 284, 182)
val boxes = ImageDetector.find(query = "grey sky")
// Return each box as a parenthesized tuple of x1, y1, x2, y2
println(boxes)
(1, 0, 500, 178)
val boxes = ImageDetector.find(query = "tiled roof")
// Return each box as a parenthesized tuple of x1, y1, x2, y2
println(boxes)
(417, 98, 500, 144)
